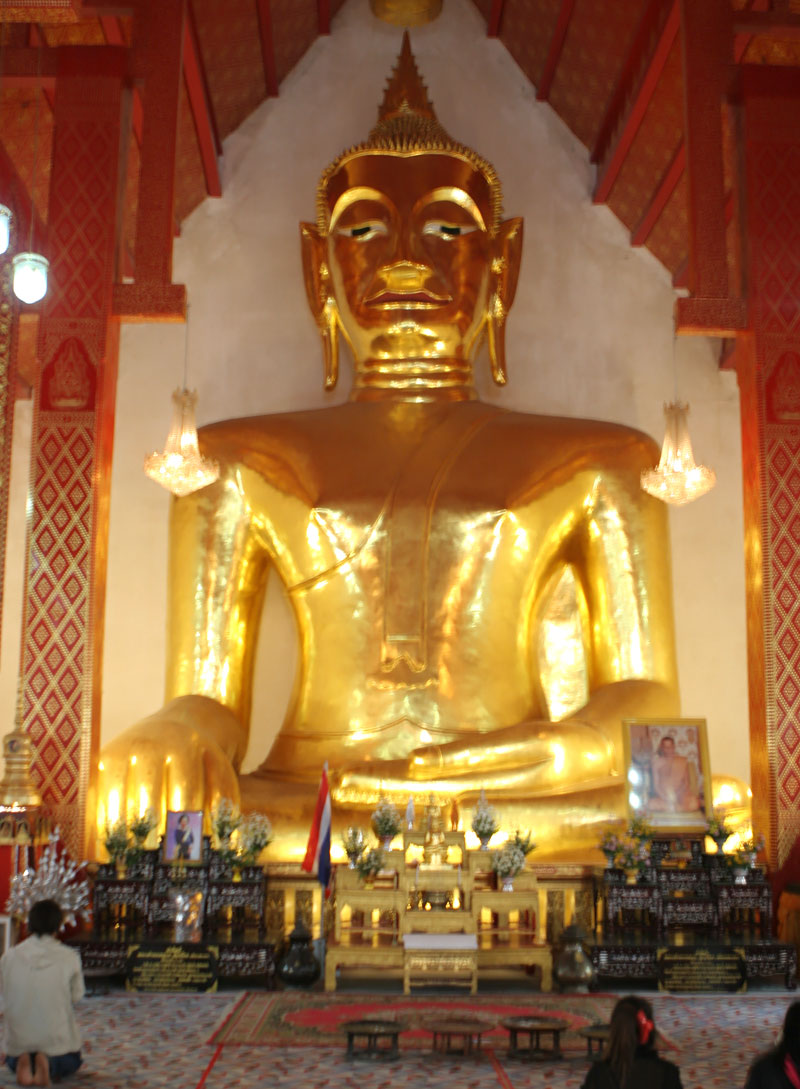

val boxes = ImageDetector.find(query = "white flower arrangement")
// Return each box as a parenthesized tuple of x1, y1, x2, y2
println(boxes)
(211, 797, 241, 844)
(471, 790, 499, 842)
(492, 831, 535, 879)
(371, 799, 401, 840)
(238, 812, 273, 864)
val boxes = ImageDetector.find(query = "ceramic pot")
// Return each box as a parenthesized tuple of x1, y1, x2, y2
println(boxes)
(277, 923, 321, 988)
(553, 925, 596, 993)
(501, 876, 514, 892)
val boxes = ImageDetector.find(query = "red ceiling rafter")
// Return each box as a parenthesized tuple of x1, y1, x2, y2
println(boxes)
(593, 0, 679, 205)
(100, 16, 142, 144)
(536, 0, 575, 103)
(733, 0, 770, 62)
(318, 0, 330, 35)
(632, 142, 684, 246)
(255, 0, 279, 98)
(487, 0, 504, 39)
(183, 5, 221, 198)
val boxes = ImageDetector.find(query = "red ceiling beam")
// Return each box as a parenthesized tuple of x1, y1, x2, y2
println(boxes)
(255, 0, 279, 97)
(593, 0, 679, 205)
(487, 0, 504, 38)
(183, 5, 222, 198)
(675, 0, 739, 333)
(318, 0, 330, 35)
(536, 0, 576, 102)
(132, 0, 185, 284)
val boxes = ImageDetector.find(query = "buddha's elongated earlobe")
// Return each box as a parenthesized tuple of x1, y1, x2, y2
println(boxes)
(300, 224, 340, 391)
(487, 218, 523, 387)
(320, 283, 339, 391)
(487, 284, 508, 387)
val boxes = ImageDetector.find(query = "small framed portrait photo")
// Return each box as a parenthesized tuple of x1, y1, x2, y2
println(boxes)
(623, 718, 712, 833)
(163, 810, 204, 864)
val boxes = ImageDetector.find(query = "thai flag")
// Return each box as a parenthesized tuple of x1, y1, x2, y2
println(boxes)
(301, 763, 332, 894)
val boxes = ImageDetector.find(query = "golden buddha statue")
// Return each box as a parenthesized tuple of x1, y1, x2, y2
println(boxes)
(98, 37, 684, 858)
(422, 794, 447, 867)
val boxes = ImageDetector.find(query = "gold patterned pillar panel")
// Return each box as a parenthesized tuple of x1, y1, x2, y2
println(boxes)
(21, 57, 124, 857)
(0, 254, 15, 662)
(736, 69, 800, 877)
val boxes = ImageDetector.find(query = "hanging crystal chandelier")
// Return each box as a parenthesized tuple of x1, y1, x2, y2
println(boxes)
(641, 401, 716, 506)
(144, 387, 219, 497)
(11, 45, 48, 304)
(0, 205, 10, 256)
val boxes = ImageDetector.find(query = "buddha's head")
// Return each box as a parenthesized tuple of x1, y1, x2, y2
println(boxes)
(301, 34, 522, 399)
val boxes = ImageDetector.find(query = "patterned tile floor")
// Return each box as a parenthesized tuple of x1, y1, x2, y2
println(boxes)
(0, 989, 795, 1089)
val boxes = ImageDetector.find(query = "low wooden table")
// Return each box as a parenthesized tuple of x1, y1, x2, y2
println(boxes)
(502, 1016, 569, 1060)
(343, 1019, 405, 1060)
(578, 1024, 609, 1056)
(428, 1017, 492, 1055)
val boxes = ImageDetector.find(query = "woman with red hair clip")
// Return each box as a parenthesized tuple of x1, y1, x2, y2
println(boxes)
(581, 995, 683, 1089)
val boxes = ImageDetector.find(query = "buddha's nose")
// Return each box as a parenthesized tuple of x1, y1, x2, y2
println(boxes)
(383, 261, 427, 291)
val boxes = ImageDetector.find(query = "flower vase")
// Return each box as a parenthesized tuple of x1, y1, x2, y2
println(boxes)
(624, 868, 638, 885)
(603, 852, 615, 869)
(733, 866, 748, 886)
(382, 836, 394, 850)
(363, 875, 375, 890)
(114, 858, 127, 880)
(479, 837, 492, 850)
(713, 836, 728, 855)
(501, 876, 514, 892)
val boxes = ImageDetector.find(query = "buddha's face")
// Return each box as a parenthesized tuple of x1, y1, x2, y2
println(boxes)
(324, 153, 495, 365)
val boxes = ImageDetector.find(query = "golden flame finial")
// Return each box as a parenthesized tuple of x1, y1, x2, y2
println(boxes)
(316, 35, 503, 232)
(378, 31, 436, 123)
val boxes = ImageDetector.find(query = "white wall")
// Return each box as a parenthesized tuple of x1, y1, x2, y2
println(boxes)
(0, 0, 750, 792)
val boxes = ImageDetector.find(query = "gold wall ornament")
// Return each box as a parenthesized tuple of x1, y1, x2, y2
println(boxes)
(370, 0, 443, 27)
(98, 35, 684, 862)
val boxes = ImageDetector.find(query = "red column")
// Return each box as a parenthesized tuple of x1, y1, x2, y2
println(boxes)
(735, 67, 800, 883)
(21, 51, 124, 858)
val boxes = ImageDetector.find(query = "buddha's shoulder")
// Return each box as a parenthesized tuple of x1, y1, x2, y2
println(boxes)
(486, 409, 660, 466)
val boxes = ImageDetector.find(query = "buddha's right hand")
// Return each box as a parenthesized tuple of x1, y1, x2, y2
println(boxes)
(97, 695, 244, 826)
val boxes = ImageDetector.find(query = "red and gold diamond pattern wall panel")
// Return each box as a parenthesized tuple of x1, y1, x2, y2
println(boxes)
(548, 0, 641, 151)
(747, 97, 800, 868)
(192, 0, 266, 140)
(271, 0, 318, 87)
(499, 0, 560, 91)
(25, 418, 94, 812)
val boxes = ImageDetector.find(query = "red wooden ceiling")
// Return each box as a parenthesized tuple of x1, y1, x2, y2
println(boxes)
(1, 0, 799, 306)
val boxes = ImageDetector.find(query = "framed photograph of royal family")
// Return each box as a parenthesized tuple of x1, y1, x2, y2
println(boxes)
(622, 718, 712, 833)
(163, 810, 204, 864)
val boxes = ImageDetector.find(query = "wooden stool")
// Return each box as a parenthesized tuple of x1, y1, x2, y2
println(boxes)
(502, 1016, 569, 1061)
(428, 1017, 492, 1056)
(343, 1019, 405, 1061)
(578, 1024, 610, 1056)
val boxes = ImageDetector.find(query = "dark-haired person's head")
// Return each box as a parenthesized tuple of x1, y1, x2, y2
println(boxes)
(604, 995, 657, 1086)
(779, 1000, 800, 1064)
(28, 899, 62, 936)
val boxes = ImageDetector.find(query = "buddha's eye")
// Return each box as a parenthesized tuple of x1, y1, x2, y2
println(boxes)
(337, 221, 388, 241)
(422, 221, 478, 240)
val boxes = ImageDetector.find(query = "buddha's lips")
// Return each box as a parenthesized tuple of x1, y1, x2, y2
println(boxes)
(367, 289, 449, 306)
